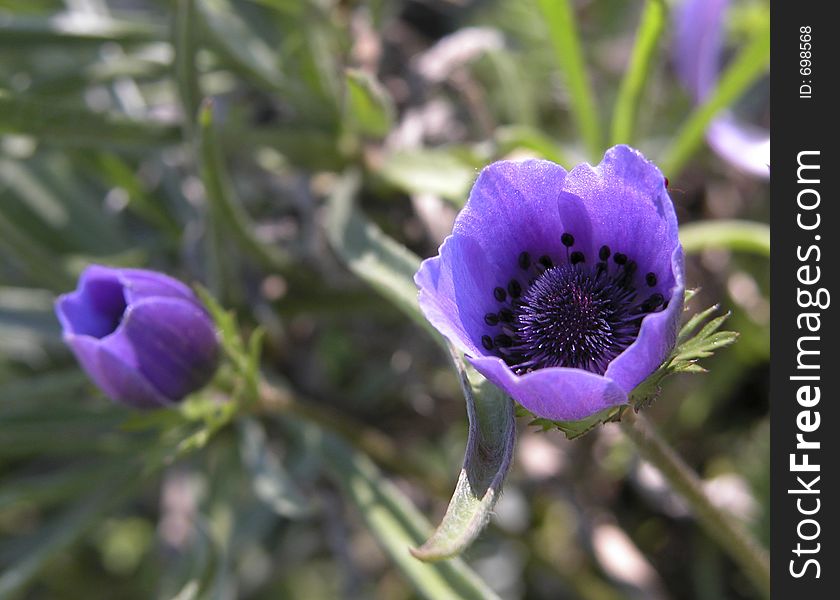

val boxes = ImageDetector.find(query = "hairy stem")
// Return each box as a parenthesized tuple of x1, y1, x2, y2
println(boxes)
(620, 409, 770, 599)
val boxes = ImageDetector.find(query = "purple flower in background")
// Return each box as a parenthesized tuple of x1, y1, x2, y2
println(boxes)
(56, 265, 219, 409)
(415, 146, 685, 421)
(674, 0, 769, 178)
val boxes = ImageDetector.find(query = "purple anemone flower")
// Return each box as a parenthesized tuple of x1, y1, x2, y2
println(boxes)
(55, 265, 219, 409)
(674, 0, 769, 178)
(415, 146, 685, 421)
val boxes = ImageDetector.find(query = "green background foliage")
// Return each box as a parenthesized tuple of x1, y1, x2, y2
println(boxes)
(0, 0, 769, 598)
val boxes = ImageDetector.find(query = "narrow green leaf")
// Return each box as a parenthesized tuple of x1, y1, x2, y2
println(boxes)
(660, 18, 770, 177)
(378, 149, 477, 204)
(535, 0, 603, 158)
(197, 0, 284, 91)
(0, 212, 73, 290)
(197, 101, 291, 273)
(0, 91, 180, 147)
(238, 417, 311, 519)
(412, 346, 515, 561)
(0, 465, 142, 598)
(325, 170, 434, 335)
(173, 0, 201, 129)
(285, 416, 502, 600)
(610, 0, 667, 144)
(680, 220, 770, 257)
(344, 68, 395, 139)
(0, 13, 163, 45)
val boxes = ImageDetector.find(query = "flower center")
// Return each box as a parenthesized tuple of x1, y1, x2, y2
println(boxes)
(481, 235, 666, 375)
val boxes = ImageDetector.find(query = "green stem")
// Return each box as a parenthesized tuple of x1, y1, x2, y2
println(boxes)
(610, 0, 666, 145)
(620, 409, 770, 599)
(536, 0, 603, 158)
(680, 220, 770, 257)
(660, 19, 770, 178)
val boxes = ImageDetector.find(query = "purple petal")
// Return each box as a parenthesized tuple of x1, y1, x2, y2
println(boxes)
(63, 334, 170, 409)
(674, 0, 728, 101)
(562, 145, 680, 292)
(118, 268, 203, 307)
(415, 235, 505, 357)
(101, 297, 219, 401)
(469, 355, 627, 421)
(453, 159, 595, 274)
(707, 114, 770, 178)
(605, 246, 685, 392)
(56, 266, 127, 339)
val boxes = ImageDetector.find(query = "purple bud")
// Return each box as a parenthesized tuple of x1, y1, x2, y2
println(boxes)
(55, 265, 219, 409)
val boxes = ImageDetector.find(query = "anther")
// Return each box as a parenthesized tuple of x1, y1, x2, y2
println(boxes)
(613, 253, 627, 265)
(645, 272, 657, 287)
(481, 335, 494, 350)
(494, 287, 507, 302)
(484, 312, 500, 326)
(624, 260, 637, 276)
(518, 252, 531, 270)
(644, 293, 664, 311)
(508, 279, 522, 298)
(570, 251, 585, 265)
(664, 176, 670, 188)
(494, 334, 513, 347)
(538, 255, 553, 269)
(499, 309, 514, 323)
(561, 233, 575, 247)
(599, 245, 611, 261)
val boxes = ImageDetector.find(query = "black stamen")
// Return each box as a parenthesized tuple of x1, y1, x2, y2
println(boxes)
(508, 279, 522, 298)
(645, 272, 657, 287)
(643, 293, 664, 311)
(614, 253, 627, 265)
(561, 233, 575, 247)
(494, 334, 513, 347)
(481, 335, 494, 350)
(538, 255, 553, 269)
(494, 287, 507, 302)
(484, 312, 500, 326)
(499, 309, 514, 323)
(599, 245, 611, 261)
(518, 252, 531, 270)
(570, 251, 585, 265)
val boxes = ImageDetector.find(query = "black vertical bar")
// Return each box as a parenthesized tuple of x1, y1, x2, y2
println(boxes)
(771, 1, 837, 597)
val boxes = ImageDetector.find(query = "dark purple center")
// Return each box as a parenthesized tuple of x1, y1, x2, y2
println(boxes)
(481, 234, 665, 375)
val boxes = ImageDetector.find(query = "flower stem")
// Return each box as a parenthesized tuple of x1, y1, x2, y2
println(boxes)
(619, 409, 770, 599)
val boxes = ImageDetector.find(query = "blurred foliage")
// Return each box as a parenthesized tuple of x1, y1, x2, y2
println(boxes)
(0, 0, 768, 599)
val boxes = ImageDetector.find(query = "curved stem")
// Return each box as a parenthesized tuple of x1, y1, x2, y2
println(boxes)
(620, 409, 770, 599)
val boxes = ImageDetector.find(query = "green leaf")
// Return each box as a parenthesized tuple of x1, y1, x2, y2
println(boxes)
(0, 465, 142, 598)
(173, 0, 201, 129)
(343, 68, 395, 139)
(411, 346, 515, 561)
(197, 101, 291, 274)
(325, 170, 435, 336)
(0, 91, 181, 147)
(196, 0, 284, 91)
(0, 13, 163, 46)
(493, 125, 570, 166)
(680, 220, 770, 257)
(378, 148, 477, 204)
(660, 17, 770, 177)
(535, 0, 603, 158)
(630, 304, 738, 407)
(528, 405, 624, 440)
(284, 415, 502, 600)
(610, 0, 667, 144)
(237, 417, 311, 519)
